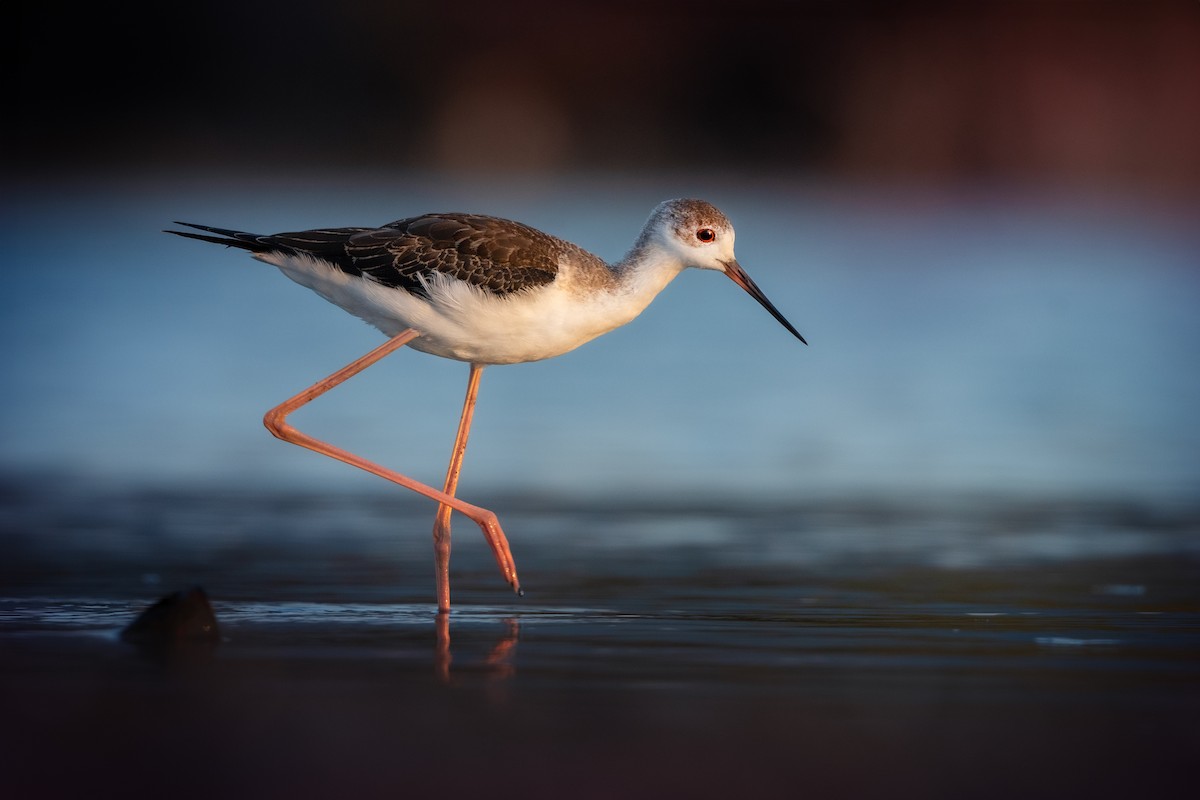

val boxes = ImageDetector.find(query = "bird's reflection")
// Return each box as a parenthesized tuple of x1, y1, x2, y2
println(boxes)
(434, 611, 520, 687)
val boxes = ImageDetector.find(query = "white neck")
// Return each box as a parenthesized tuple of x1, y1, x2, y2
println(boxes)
(611, 238, 688, 312)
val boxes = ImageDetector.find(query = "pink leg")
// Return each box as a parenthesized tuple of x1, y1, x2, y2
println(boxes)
(262, 329, 521, 611)
(432, 363, 484, 611)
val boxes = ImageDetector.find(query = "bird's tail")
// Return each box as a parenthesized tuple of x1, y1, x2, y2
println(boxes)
(165, 222, 272, 253)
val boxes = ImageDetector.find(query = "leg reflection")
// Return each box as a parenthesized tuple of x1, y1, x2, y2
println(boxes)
(484, 618, 520, 682)
(434, 613, 521, 685)
(435, 610, 453, 684)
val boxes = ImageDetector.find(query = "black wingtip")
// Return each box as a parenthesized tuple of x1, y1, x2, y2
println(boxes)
(165, 222, 268, 252)
(164, 228, 241, 248)
(169, 221, 245, 237)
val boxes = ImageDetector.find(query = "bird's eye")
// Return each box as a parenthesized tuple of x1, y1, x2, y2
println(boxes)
(696, 228, 716, 243)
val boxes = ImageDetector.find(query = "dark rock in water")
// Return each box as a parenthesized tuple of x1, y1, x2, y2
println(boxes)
(121, 587, 220, 646)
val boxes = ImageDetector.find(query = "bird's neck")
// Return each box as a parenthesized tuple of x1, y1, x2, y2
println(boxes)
(611, 238, 686, 307)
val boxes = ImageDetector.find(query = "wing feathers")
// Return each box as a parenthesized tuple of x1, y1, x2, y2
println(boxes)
(167, 214, 585, 296)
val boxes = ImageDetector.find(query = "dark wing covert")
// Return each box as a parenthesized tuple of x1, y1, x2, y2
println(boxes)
(344, 214, 570, 296)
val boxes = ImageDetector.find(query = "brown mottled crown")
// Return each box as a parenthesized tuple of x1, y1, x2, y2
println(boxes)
(650, 198, 732, 241)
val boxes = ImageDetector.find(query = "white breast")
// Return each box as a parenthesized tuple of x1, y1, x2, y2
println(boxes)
(260, 251, 650, 365)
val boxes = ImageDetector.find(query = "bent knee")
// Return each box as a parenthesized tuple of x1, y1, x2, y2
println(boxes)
(262, 407, 290, 440)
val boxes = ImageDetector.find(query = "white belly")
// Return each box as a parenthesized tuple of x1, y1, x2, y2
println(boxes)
(262, 252, 645, 365)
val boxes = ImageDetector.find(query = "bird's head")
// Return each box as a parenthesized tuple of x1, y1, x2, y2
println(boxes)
(648, 198, 807, 345)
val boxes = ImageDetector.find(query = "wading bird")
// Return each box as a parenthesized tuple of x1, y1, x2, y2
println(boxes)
(168, 199, 805, 611)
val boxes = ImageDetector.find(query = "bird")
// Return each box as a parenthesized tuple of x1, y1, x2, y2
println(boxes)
(167, 198, 805, 612)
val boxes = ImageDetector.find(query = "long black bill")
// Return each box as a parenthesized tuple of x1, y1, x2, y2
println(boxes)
(723, 260, 807, 345)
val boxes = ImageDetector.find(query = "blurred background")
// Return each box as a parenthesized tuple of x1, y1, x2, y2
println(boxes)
(12, 0, 1200, 186)
(4, 0, 1198, 513)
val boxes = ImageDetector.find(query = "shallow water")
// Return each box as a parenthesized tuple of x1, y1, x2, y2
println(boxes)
(2, 482, 1197, 798)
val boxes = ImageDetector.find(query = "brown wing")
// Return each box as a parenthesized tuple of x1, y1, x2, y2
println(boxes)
(344, 214, 585, 296)
(169, 214, 598, 297)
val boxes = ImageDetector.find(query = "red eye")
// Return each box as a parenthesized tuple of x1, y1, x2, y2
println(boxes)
(696, 228, 716, 243)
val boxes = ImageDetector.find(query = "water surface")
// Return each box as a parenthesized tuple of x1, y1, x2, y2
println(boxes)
(2, 482, 1196, 798)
